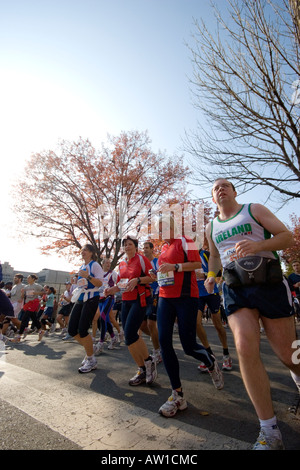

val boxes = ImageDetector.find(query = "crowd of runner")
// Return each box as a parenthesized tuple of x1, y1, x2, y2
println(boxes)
(1, 178, 300, 451)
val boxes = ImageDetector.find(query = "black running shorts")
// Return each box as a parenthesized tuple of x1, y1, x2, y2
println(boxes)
(223, 278, 293, 319)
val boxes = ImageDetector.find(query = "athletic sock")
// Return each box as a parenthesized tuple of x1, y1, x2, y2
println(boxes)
(259, 416, 282, 438)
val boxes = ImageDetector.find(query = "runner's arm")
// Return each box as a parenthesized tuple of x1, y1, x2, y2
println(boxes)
(158, 262, 201, 273)
(235, 204, 294, 257)
(204, 222, 222, 294)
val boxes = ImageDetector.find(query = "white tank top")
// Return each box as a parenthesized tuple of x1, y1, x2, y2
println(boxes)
(211, 203, 277, 267)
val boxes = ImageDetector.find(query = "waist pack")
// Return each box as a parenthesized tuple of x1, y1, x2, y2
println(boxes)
(223, 256, 283, 288)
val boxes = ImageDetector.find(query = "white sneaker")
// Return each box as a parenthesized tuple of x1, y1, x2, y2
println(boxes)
(107, 335, 118, 350)
(78, 357, 97, 374)
(12, 335, 21, 343)
(118, 330, 125, 343)
(159, 390, 187, 417)
(197, 362, 209, 373)
(153, 349, 162, 364)
(22, 328, 31, 339)
(144, 356, 157, 384)
(94, 341, 104, 355)
(128, 368, 146, 386)
(208, 360, 224, 390)
(253, 428, 284, 450)
(222, 355, 233, 371)
(0, 335, 11, 344)
(62, 333, 73, 341)
(5, 328, 15, 338)
(38, 330, 45, 341)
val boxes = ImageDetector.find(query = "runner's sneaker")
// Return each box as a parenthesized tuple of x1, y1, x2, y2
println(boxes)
(197, 362, 208, 373)
(1, 335, 11, 344)
(208, 360, 224, 390)
(129, 367, 146, 386)
(38, 330, 45, 341)
(22, 328, 31, 339)
(107, 336, 118, 350)
(118, 330, 125, 343)
(253, 428, 284, 450)
(62, 333, 73, 341)
(159, 390, 188, 417)
(12, 335, 21, 343)
(153, 349, 163, 364)
(144, 356, 157, 384)
(5, 328, 15, 338)
(222, 355, 233, 371)
(78, 357, 97, 374)
(94, 341, 104, 355)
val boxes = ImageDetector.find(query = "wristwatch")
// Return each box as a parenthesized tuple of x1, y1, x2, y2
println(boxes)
(137, 277, 141, 284)
(174, 264, 179, 272)
(87, 275, 92, 281)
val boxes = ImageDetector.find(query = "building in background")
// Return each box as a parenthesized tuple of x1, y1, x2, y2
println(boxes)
(1, 261, 74, 297)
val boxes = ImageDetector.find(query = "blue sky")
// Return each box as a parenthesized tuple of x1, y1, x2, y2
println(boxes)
(0, 0, 203, 156)
(0, 0, 299, 272)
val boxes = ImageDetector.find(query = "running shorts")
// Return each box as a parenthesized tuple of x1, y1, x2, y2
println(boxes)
(198, 293, 221, 314)
(145, 294, 158, 321)
(223, 278, 293, 319)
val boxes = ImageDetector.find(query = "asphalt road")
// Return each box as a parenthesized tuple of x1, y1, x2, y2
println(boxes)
(0, 321, 299, 452)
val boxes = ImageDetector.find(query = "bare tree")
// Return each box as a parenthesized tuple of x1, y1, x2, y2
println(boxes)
(185, 0, 300, 204)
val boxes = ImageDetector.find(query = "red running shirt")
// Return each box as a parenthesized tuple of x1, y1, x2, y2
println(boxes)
(117, 253, 152, 301)
(158, 237, 201, 298)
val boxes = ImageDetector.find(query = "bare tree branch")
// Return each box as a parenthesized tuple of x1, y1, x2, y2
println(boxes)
(185, 0, 300, 202)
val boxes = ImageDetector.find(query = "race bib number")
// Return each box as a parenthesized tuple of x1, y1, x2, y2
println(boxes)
(117, 278, 129, 291)
(224, 247, 240, 264)
(157, 271, 175, 287)
(77, 278, 88, 288)
(99, 278, 109, 296)
(195, 268, 205, 280)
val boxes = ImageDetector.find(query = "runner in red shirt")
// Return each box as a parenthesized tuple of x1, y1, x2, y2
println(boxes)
(158, 237, 200, 298)
(155, 218, 224, 418)
(105, 236, 157, 386)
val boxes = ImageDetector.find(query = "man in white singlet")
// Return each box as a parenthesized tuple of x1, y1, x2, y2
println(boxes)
(205, 178, 300, 450)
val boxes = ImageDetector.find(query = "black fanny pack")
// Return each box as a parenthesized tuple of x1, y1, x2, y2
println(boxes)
(223, 256, 283, 288)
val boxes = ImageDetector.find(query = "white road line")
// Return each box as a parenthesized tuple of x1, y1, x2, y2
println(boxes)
(0, 359, 250, 450)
